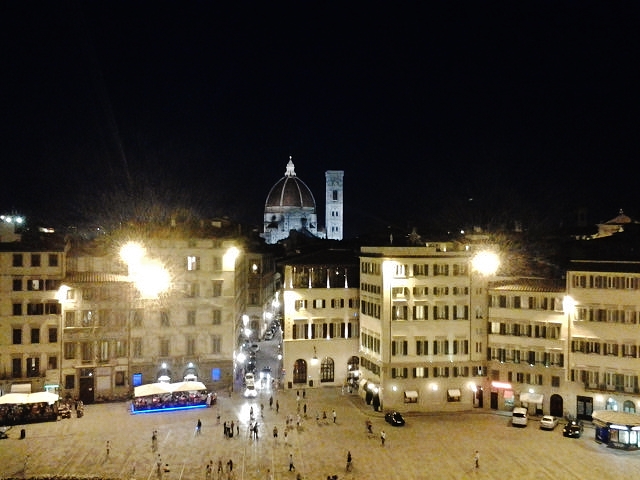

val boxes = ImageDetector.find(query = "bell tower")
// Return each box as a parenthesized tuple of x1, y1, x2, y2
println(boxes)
(325, 170, 344, 240)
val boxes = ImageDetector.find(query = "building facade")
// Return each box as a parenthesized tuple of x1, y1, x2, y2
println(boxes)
(357, 244, 493, 412)
(281, 249, 360, 390)
(0, 234, 67, 395)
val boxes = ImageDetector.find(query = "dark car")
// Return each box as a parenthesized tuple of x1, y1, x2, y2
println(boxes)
(563, 420, 584, 438)
(385, 411, 405, 427)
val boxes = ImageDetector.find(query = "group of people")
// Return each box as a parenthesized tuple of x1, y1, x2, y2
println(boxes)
(204, 459, 234, 480)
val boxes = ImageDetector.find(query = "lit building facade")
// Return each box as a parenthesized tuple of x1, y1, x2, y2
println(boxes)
(486, 279, 567, 416)
(566, 258, 640, 420)
(281, 249, 360, 389)
(0, 236, 67, 395)
(358, 244, 493, 412)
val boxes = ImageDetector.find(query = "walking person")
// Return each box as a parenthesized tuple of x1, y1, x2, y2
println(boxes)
(474, 450, 480, 469)
(346, 450, 352, 472)
(380, 429, 386, 446)
(289, 453, 295, 471)
(106, 440, 111, 457)
(152, 430, 158, 452)
(276, 400, 280, 413)
(196, 419, 202, 435)
(332, 409, 337, 423)
(269, 395, 273, 409)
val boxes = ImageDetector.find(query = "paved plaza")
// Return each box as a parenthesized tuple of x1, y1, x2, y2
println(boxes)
(2, 386, 640, 480)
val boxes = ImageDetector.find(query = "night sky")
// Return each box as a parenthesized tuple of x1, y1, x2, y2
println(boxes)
(2, 2, 639, 237)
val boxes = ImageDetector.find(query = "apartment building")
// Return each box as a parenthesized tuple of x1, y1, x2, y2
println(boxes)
(566, 258, 640, 419)
(281, 248, 360, 389)
(486, 278, 567, 416)
(0, 231, 67, 395)
(357, 244, 494, 412)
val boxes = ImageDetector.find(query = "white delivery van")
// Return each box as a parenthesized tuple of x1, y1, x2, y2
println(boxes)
(512, 407, 528, 427)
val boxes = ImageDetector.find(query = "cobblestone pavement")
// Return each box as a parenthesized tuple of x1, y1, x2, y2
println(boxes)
(2, 386, 640, 479)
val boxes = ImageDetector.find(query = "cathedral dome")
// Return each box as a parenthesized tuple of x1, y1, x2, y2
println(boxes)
(265, 159, 316, 211)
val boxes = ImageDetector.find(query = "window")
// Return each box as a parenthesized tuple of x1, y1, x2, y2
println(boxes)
(13, 254, 23, 267)
(212, 309, 221, 325)
(31, 328, 40, 344)
(185, 282, 200, 297)
(320, 357, 335, 382)
(65, 311, 76, 327)
(186, 256, 200, 271)
(187, 310, 196, 326)
(211, 335, 221, 354)
(133, 338, 142, 358)
(413, 367, 428, 378)
(391, 339, 408, 356)
(391, 367, 408, 378)
(48, 254, 58, 267)
(314, 299, 326, 309)
(81, 342, 93, 362)
(27, 303, 44, 315)
(160, 339, 170, 357)
(295, 300, 308, 310)
(12, 279, 21, 291)
(212, 281, 222, 297)
(25, 357, 39, 377)
(13, 303, 22, 315)
(11, 358, 22, 378)
(160, 311, 170, 326)
(48, 355, 58, 369)
(115, 371, 125, 386)
(31, 254, 41, 267)
(64, 374, 75, 389)
(416, 339, 429, 355)
(115, 340, 127, 357)
(48, 327, 57, 343)
(99, 341, 109, 362)
(13, 328, 22, 344)
(64, 342, 76, 359)
(133, 309, 143, 327)
(186, 337, 196, 356)
(551, 376, 560, 388)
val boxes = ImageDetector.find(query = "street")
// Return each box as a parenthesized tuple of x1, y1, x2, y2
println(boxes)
(1, 385, 640, 479)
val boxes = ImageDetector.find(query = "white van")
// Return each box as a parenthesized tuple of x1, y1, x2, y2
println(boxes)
(512, 407, 528, 427)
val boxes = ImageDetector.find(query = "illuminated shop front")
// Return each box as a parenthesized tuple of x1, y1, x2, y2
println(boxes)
(592, 410, 640, 450)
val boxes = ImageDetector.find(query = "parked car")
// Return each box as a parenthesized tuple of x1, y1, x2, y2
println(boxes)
(540, 415, 559, 430)
(512, 407, 528, 427)
(563, 420, 584, 438)
(384, 411, 405, 427)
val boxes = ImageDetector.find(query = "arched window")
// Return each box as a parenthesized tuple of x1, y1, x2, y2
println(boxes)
(321, 357, 335, 383)
(293, 359, 307, 384)
(624, 400, 636, 413)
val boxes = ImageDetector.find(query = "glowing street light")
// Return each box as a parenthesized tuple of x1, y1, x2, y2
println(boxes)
(471, 251, 500, 276)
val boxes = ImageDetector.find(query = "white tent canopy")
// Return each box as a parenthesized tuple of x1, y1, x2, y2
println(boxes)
(0, 392, 59, 405)
(134, 381, 206, 398)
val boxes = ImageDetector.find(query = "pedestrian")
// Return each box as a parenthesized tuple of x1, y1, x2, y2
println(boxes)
(302, 388, 306, 399)
(261, 403, 264, 418)
(237, 424, 240, 437)
(152, 430, 158, 452)
(289, 453, 295, 471)
(156, 454, 163, 479)
(380, 429, 386, 446)
(269, 395, 273, 409)
(303, 403, 307, 416)
(474, 450, 480, 469)
(273, 426, 278, 439)
(205, 460, 212, 480)
(231, 420, 235, 436)
(284, 429, 288, 445)
(217, 412, 221, 424)
(332, 409, 337, 423)
(106, 440, 111, 457)
(196, 418, 202, 435)
(346, 450, 352, 471)
(227, 459, 233, 472)
(276, 400, 280, 413)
